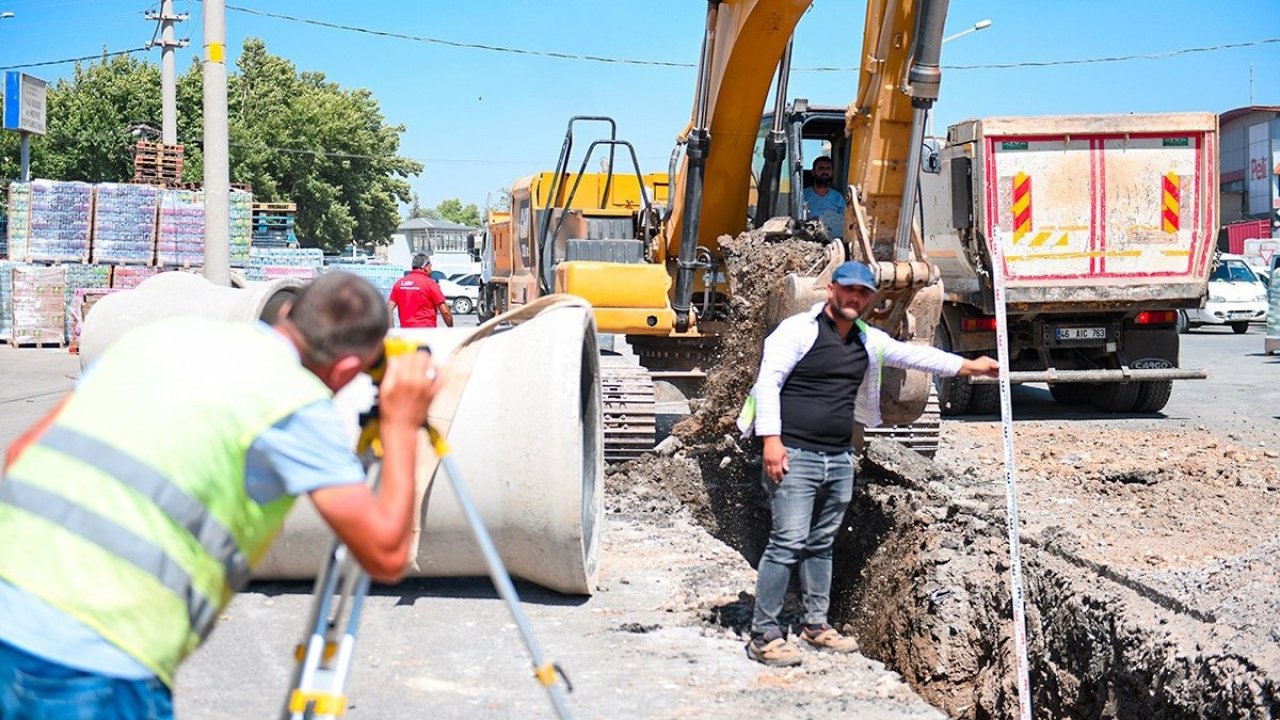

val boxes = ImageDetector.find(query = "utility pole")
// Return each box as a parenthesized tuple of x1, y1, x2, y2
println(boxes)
(203, 0, 230, 286)
(145, 0, 188, 145)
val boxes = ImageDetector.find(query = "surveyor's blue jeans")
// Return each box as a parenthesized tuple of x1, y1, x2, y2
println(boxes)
(751, 446, 855, 636)
(0, 639, 173, 720)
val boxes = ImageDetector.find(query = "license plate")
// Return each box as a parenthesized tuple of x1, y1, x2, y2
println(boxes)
(1055, 327, 1106, 341)
(1228, 311, 1252, 319)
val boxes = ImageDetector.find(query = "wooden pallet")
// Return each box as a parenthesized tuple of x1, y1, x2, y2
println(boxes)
(253, 202, 297, 213)
(3, 339, 66, 349)
(136, 141, 185, 153)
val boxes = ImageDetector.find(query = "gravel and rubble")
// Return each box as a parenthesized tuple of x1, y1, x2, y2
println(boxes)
(615, 418, 1280, 719)
(630, 224, 1280, 718)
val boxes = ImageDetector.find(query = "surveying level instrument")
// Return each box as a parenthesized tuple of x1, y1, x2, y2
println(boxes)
(283, 337, 573, 718)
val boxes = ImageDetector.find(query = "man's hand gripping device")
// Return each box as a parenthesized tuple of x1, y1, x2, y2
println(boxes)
(356, 337, 434, 458)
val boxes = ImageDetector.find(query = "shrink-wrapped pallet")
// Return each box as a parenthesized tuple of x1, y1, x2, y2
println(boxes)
(6, 183, 31, 260)
(11, 265, 66, 345)
(63, 263, 112, 342)
(156, 189, 204, 266)
(26, 180, 93, 263)
(92, 183, 159, 265)
(245, 247, 324, 281)
(325, 262, 407, 299)
(0, 260, 24, 341)
(68, 288, 119, 352)
(229, 189, 253, 266)
(111, 265, 164, 290)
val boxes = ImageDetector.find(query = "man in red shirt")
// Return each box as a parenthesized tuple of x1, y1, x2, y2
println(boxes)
(388, 254, 454, 328)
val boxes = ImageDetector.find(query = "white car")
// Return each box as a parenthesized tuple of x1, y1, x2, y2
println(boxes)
(437, 277, 479, 315)
(1181, 254, 1267, 334)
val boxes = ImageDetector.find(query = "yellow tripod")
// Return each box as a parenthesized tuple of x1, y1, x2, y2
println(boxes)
(282, 339, 573, 719)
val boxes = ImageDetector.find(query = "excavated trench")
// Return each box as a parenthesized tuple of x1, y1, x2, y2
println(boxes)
(623, 439, 1278, 720)
(642, 223, 1277, 718)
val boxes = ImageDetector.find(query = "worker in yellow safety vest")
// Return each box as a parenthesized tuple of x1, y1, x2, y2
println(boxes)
(0, 271, 436, 719)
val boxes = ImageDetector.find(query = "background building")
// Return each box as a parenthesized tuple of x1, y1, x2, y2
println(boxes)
(1219, 105, 1280, 232)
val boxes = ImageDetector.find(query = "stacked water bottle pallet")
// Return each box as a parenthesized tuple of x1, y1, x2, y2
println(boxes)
(246, 246, 323, 282)
(229, 189, 253, 266)
(251, 201, 298, 247)
(156, 189, 205, 267)
(325, 262, 406, 299)
(62, 263, 112, 348)
(4, 183, 29, 259)
(9, 180, 94, 263)
(133, 141, 185, 186)
(91, 183, 159, 265)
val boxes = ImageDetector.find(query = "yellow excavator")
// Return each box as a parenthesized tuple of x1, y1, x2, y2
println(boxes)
(482, 0, 953, 458)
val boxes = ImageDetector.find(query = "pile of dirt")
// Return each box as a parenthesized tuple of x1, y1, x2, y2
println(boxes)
(673, 222, 829, 443)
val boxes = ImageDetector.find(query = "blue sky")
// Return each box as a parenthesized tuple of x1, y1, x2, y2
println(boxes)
(1, 0, 1277, 214)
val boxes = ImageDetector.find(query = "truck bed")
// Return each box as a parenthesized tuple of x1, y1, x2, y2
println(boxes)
(927, 113, 1218, 311)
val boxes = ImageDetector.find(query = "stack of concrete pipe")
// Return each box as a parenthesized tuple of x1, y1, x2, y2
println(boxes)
(78, 271, 604, 595)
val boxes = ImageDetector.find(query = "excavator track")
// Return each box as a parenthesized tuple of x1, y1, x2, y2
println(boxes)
(600, 364, 657, 464)
(861, 385, 942, 458)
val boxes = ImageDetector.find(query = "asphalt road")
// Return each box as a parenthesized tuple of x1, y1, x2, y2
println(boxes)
(0, 320, 1274, 718)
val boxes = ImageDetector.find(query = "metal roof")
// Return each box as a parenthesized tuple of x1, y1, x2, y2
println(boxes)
(1219, 105, 1280, 126)
(397, 217, 478, 232)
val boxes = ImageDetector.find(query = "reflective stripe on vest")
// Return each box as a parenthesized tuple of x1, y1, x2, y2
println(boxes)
(37, 425, 252, 592)
(0, 479, 221, 640)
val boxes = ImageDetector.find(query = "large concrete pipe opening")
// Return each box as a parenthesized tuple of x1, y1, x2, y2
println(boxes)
(78, 272, 303, 369)
(257, 302, 605, 595)
(78, 273, 604, 595)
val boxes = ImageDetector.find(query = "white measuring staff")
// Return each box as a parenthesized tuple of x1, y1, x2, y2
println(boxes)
(990, 230, 1033, 720)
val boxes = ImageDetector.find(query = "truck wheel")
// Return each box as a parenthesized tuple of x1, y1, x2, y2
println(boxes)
(933, 323, 972, 416)
(1231, 322, 1249, 335)
(969, 383, 1001, 415)
(936, 376, 972, 416)
(1176, 311, 1189, 334)
(1049, 383, 1091, 405)
(1090, 382, 1139, 413)
(1132, 380, 1173, 413)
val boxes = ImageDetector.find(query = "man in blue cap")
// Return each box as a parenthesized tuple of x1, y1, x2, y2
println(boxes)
(736, 260, 998, 666)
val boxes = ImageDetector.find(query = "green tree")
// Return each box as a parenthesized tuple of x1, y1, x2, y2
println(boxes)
(432, 197, 481, 227)
(0, 53, 160, 186)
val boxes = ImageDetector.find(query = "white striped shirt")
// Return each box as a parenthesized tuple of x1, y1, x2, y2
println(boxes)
(738, 303, 964, 437)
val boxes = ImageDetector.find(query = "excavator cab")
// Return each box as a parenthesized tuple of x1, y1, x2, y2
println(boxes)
(752, 103, 852, 228)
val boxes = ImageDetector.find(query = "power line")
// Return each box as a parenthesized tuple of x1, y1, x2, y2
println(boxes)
(944, 37, 1280, 71)
(210, 2, 1280, 73)
(1, 47, 151, 71)
(217, 2, 692, 68)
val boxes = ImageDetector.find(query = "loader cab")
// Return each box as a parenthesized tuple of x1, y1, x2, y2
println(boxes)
(751, 102, 850, 223)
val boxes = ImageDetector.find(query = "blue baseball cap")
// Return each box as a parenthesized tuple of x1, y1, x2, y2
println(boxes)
(831, 261, 877, 291)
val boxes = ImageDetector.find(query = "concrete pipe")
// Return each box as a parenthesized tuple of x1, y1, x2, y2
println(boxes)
(78, 271, 303, 369)
(256, 300, 605, 595)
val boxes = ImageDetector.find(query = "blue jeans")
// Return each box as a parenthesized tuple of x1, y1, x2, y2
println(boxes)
(0, 639, 172, 720)
(751, 446, 854, 636)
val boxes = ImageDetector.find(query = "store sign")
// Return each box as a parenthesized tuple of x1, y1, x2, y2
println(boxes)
(3, 71, 48, 135)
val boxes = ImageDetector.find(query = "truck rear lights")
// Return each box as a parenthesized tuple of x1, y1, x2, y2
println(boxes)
(1134, 310, 1177, 325)
(961, 317, 998, 332)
